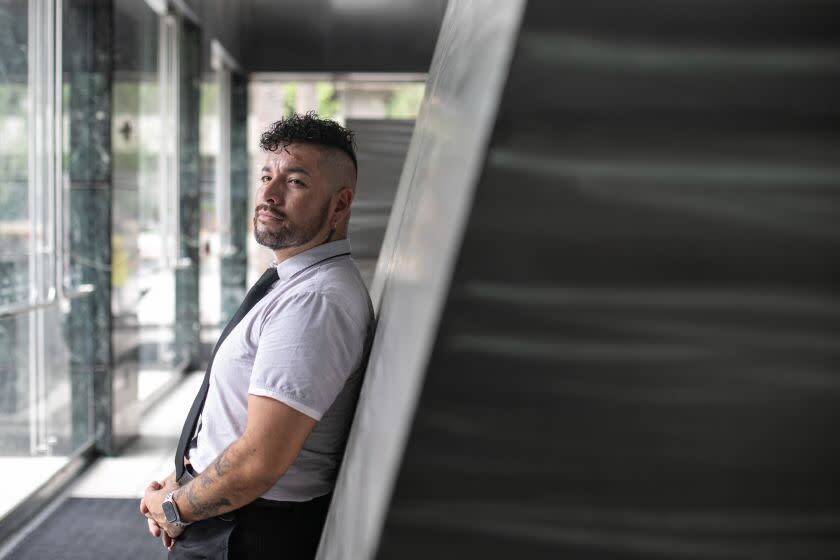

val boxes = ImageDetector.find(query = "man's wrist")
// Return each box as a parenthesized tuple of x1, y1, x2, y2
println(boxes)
(162, 491, 192, 527)
(173, 491, 193, 524)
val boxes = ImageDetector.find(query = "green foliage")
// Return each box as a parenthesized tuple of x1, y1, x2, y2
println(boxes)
(316, 83, 338, 118)
(0, 84, 26, 115)
(113, 80, 159, 113)
(386, 84, 425, 119)
(282, 83, 297, 117)
(200, 82, 218, 117)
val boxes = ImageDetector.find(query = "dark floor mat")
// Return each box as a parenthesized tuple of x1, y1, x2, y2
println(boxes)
(6, 498, 168, 560)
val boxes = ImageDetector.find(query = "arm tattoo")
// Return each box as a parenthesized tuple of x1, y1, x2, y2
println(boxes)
(185, 483, 231, 518)
(174, 449, 235, 519)
(214, 453, 231, 477)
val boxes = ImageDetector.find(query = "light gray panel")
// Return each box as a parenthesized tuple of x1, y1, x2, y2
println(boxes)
(346, 118, 415, 287)
(316, 2, 526, 559)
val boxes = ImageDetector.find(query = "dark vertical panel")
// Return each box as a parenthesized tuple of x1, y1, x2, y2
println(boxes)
(219, 71, 248, 322)
(380, 0, 840, 558)
(64, 0, 115, 454)
(175, 19, 202, 369)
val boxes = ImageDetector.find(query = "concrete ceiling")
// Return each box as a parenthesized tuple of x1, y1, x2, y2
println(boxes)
(187, 0, 447, 73)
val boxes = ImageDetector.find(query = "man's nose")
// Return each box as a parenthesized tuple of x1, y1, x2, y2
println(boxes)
(260, 179, 285, 206)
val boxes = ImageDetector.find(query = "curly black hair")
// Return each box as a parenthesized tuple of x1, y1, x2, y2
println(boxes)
(259, 111, 357, 171)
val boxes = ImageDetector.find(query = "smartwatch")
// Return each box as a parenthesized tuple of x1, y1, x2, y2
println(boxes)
(162, 491, 191, 527)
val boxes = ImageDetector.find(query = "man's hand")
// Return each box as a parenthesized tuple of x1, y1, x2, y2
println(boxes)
(137, 396, 317, 548)
(140, 478, 184, 550)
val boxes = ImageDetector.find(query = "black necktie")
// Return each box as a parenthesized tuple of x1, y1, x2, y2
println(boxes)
(174, 266, 279, 480)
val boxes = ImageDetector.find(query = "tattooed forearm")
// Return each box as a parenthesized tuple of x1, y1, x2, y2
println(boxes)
(172, 445, 266, 522)
(182, 481, 232, 518)
(214, 452, 231, 477)
(174, 471, 233, 519)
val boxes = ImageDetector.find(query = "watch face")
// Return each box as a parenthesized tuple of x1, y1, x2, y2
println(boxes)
(162, 500, 178, 524)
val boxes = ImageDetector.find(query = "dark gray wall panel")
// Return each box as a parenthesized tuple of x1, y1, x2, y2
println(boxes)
(185, 0, 247, 72)
(317, 2, 526, 558)
(219, 72, 249, 322)
(122, 0, 442, 74)
(174, 19, 202, 370)
(377, 1, 840, 558)
(240, 0, 446, 72)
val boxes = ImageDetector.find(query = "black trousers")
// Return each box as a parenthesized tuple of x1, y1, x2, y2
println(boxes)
(168, 493, 331, 560)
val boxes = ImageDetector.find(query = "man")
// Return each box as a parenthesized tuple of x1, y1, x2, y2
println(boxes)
(140, 112, 373, 559)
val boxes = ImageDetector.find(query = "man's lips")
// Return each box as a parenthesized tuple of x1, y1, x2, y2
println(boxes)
(256, 207, 285, 221)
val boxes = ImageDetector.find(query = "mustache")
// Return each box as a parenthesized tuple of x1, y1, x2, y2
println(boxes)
(255, 204, 286, 220)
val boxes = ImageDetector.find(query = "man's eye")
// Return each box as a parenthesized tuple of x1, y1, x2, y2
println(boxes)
(261, 175, 271, 182)
(289, 178, 305, 186)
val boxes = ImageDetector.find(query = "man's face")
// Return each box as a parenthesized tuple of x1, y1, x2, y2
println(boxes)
(253, 143, 334, 251)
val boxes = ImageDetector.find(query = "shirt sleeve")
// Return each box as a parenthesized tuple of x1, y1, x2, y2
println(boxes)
(248, 291, 365, 421)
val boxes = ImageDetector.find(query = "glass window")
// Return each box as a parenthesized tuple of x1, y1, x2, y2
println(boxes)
(0, 0, 95, 520)
(0, 0, 30, 307)
(198, 76, 220, 330)
(0, 0, 31, 465)
(112, 1, 201, 410)
(112, 0, 173, 419)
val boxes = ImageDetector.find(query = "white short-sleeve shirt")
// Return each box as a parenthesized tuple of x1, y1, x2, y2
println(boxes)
(188, 239, 373, 502)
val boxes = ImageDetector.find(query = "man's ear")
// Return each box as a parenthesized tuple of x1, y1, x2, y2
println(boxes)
(332, 186, 354, 224)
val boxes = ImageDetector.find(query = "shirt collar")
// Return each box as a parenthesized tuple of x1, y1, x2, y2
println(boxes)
(273, 239, 352, 283)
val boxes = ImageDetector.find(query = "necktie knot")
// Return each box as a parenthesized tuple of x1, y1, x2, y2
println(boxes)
(255, 266, 279, 289)
(245, 266, 280, 303)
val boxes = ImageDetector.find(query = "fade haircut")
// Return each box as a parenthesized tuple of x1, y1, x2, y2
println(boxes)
(259, 111, 357, 173)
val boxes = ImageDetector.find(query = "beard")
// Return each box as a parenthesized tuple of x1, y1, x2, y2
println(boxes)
(253, 201, 331, 250)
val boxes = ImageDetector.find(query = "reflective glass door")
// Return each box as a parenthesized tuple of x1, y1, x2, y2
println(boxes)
(0, 0, 96, 519)
(112, 0, 184, 421)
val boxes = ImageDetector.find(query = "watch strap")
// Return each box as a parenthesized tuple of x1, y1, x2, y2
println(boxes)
(163, 491, 191, 527)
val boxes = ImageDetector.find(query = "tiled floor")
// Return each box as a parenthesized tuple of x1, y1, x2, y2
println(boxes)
(72, 371, 202, 499)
